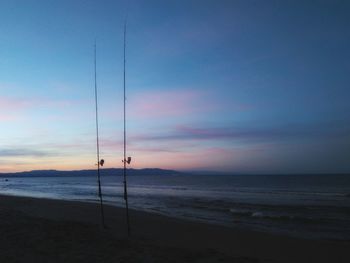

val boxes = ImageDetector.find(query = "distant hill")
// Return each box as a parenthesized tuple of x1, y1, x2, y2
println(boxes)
(0, 168, 183, 177)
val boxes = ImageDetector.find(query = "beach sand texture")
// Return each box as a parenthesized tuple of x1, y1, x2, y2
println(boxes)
(0, 195, 349, 263)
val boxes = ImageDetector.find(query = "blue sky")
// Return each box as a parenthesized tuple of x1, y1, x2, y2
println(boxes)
(0, 0, 349, 173)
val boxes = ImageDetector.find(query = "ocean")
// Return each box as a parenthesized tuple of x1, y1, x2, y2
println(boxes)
(1, 173, 349, 240)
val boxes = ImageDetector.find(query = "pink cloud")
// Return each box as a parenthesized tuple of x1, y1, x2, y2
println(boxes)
(104, 87, 253, 121)
(0, 96, 76, 123)
(0, 97, 32, 121)
(129, 89, 202, 118)
(0, 96, 33, 111)
(0, 113, 19, 121)
(127, 88, 253, 120)
(122, 146, 243, 171)
(99, 138, 123, 149)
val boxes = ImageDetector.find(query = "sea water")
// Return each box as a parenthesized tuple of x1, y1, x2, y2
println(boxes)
(1, 174, 349, 240)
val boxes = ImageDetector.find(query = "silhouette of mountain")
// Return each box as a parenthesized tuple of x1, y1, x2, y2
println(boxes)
(0, 168, 183, 177)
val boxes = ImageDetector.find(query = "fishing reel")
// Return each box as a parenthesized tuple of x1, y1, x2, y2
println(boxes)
(122, 157, 132, 164)
(95, 159, 104, 166)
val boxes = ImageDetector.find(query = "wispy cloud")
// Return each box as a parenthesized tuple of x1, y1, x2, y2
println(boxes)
(0, 148, 54, 157)
(0, 114, 18, 121)
(0, 95, 79, 111)
(0, 95, 85, 124)
(0, 96, 33, 121)
(128, 88, 251, 119)
(130, 121, 350, 143)
(129, 89, 202, 118)
(0, 96, 33, 111)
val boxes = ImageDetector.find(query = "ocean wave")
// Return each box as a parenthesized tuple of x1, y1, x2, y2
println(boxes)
(129, 184, 188, 191)
(228, 208, 252, 216)
(228, 208, 329, 224)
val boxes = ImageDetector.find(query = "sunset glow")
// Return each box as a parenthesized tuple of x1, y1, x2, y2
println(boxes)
(1, 0, 349, 173)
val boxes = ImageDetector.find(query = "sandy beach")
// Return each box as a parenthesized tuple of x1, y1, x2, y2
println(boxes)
(0, 194, 349, 263)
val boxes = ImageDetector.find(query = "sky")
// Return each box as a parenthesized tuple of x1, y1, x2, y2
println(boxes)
(0, 0, 349, 174)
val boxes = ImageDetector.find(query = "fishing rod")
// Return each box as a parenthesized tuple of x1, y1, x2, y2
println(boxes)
(94, 41, 106, 228)
(122, 20, 131, 237)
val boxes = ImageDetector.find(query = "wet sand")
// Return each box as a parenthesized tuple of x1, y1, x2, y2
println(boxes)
(0, 194, 349, 262)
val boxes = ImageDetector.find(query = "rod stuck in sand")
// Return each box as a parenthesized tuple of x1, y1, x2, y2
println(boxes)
(93, 40, 106, 228)
(122, 20, 131, 237)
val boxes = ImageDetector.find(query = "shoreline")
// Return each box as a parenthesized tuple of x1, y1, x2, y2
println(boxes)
(2, 174, 349, 242)
(2, 191, 349, 242)
(0, 194, 349, 262)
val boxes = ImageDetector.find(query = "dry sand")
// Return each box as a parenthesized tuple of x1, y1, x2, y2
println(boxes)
(0, 194, 349, 262)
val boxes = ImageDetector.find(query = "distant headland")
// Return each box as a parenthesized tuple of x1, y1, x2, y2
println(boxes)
(0, 168, 183, 177)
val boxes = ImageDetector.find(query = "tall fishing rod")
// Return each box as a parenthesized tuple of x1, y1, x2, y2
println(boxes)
(122, 20, 131, 237)
(94, 41, 106, 228)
